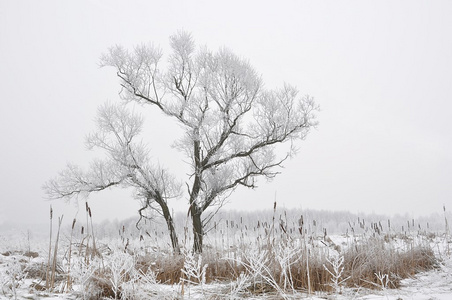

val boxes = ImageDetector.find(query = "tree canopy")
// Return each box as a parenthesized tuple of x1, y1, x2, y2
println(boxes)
(44, 31, 318, 253)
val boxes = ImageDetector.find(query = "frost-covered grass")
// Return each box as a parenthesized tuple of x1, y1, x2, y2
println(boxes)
(0, 208, 451, 299)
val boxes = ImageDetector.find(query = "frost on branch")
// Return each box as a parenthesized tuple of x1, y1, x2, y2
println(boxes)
(44, 103, 180, 203)
(99, 31, 319, 252)
(43, 103, 182, 253)
(47, 30, 318, 253)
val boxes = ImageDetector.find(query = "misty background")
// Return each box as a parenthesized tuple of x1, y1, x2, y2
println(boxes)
(1, 1, 451, 230)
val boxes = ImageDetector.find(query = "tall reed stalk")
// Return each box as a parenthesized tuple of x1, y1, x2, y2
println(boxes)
(66, 218, 76, 291)
(444, 205, 450, 255)
(50, 215, 63, 290)
(46, 206, 53, 290)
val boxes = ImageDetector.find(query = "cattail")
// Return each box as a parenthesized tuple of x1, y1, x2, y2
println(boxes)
(273, 201, 277, 211)
(50, 206, 53, 219)
(72, 219, 76, 230)
(88, 207, 92, 218)
(298, 216, 304, 233)
(125, 238, 129, 251)
(81, 226, 84, 235)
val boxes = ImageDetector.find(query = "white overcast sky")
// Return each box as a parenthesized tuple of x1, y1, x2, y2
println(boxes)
(1, 0, 451, 225)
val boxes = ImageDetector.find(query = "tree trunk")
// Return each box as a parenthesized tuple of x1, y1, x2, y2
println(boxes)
(191, 208, 203, 253)
(161, 202, 180, 254)
(190, 129, 204, 253)
(152, 193, 181, 255)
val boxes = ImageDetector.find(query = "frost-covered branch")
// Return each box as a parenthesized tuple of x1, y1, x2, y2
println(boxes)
(56, 30, 319, 253)
(43, 103, 182, 253)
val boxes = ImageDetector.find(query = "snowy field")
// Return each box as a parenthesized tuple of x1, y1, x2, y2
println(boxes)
(1, 210, 451, 299)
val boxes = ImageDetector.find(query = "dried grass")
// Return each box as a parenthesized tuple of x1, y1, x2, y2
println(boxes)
(3, 207, 445, 299)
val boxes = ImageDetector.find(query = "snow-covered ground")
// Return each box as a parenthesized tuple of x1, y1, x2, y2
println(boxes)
(323, 257, 452, 300)
(1, 235, 451, 299)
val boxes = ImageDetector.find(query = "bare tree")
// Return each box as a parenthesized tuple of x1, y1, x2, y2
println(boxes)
(45, 31, 318, 253)
(43, 103, 182, 253)
(97, 31, 318, 252)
